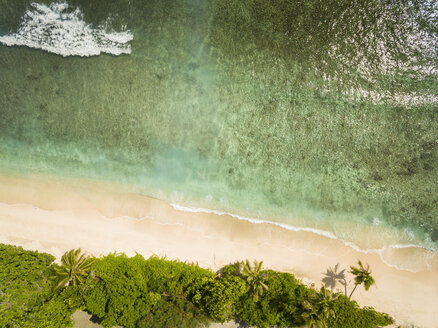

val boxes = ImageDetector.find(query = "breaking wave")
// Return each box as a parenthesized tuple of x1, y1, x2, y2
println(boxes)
(0, 2, 133, 57)
(170, 203, 437, 272)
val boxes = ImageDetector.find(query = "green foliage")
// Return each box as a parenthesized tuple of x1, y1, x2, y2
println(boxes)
(0, 245, 395, 328)
(350, 261, 375, 290)
(51, 248, 96, 289)
(233, 270, 312, 328)
(240, 260, 269, 302)
(84, 253, 161, 328)
(302, 300, 324, 328)
(301, 287, 339, 328)
(84, 254, 213, 328)
(143, 255, 213, 296)
(0, 243, 54, 327)
(326, 295, 394, 328)
(218, 261, 241, 277)
(28, 286, 85, 328)
(316, 287, 338, 323)
(323, 261, 375, 299)
(187, 275, 247, 322)
(349, 261, 375, 298)
(0, 244, 79, 328)
(136, 297, 210, 328)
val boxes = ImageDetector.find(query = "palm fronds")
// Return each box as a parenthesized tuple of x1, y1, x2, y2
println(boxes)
(51, 249, 96, 289)
(349, 260, 375, 298)
(240, 259, 269, 302)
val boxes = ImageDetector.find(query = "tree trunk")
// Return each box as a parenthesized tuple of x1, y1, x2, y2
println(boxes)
(348, 284, 358, 299)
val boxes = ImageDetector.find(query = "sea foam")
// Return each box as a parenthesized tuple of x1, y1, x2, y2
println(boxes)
(170, 203, 437, 272)
(0, 2, 133, 57)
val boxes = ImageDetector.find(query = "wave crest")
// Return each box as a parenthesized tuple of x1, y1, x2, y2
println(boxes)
(170, 203, 437, 272)
(0, 2, 133, 57)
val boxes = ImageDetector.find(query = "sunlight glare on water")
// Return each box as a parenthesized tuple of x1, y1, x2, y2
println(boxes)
(0, 0, 437, 255)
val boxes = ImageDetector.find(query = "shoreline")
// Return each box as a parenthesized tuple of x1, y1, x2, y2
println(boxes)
(0, 172, 437, 327)
(170, 202, 438, 270)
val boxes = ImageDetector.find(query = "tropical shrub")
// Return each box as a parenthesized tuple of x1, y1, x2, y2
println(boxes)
(136, 297, 210, 328)
(28, 286, 85, 328)
(142, 255, 213, 296)
(187, 275, 247, 322)
(0, 244, 79, 328)
(0, 245, 395, 328)
(0, 244, 54, 327)
(234, 270, 312, 328)
(84, 253, 161, 328)
(84, 254, 214, 328)
(326, 294, 394, 328)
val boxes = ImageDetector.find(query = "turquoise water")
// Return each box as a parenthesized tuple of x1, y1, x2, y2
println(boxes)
(0, 0, 437, 251)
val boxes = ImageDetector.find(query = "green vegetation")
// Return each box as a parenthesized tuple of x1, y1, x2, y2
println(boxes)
(239, 260, 269, 302)
(315, 287, 338, 326)
(84, 253, 161, 328)
(349, 261, 375, 299)
(136, 298, 210, 328)
(0, 243, 78, 327)
(322, 261, 376, 299)
(51, 248, 96, 289)
(0, 243, 395, 328)
(326, 295, 394, 328)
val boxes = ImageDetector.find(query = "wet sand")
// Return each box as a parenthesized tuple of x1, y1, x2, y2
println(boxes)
(0, 172, 437, 327)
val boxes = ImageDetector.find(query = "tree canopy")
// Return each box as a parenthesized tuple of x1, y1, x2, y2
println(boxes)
(0, 244, 394, 328)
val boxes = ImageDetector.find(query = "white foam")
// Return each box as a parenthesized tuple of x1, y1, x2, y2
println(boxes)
(170, 202, 438, 271)
(2, 200, 436, 272)
(170, 203, 339, 239)
(0, 2, 133, 57)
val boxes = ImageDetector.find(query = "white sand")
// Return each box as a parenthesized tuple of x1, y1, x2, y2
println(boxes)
(0, 173, 437, 327)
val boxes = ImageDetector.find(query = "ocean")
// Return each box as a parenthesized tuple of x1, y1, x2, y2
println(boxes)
(0, 0, 437, 258)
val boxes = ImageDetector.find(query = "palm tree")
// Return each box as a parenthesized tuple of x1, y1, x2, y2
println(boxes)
(321, 263, 347, 295)
(302, 287, 339, 328)
(348, 260, 375, 299)
(240, 259, 269, 302)
(301, 301, 325, 328)
(316, 287, 338, 323)
(52, 249, 96, 289)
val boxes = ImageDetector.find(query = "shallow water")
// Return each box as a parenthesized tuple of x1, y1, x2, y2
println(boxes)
(0, 0, 437, 253)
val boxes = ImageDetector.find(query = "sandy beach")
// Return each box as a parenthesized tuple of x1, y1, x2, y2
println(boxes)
(0, 172, 437, 327)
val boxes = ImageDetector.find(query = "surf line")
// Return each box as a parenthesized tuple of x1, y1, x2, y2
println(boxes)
(170, 203, 437, 260)
(0, 2, 133, 57)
